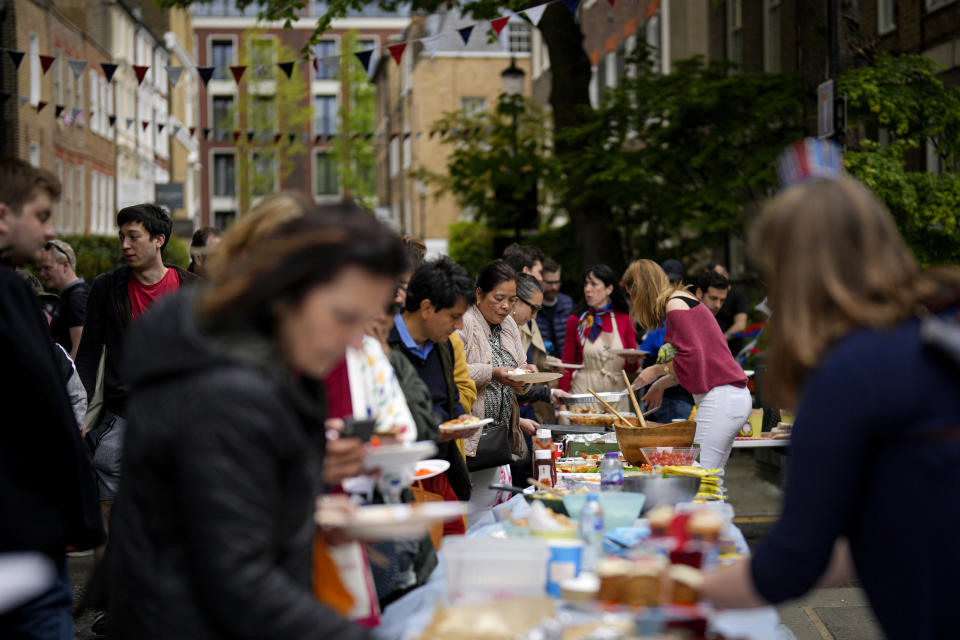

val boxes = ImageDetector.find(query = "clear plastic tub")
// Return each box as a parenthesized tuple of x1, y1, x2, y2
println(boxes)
(441, 536, 550, 604)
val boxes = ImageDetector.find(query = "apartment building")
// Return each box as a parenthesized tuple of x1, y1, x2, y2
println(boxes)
(191, 0, 409, 228)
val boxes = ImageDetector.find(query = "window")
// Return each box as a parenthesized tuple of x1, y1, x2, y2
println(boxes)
(90, 170, 100, 233)
(76, 165, 85, 233)
(508, 24, 531, 53)
(389, 137, 399, 177)
(314, 40, 337, 79)
(250, 38, 275, 79)
(251, 95, 276, 131)
(63, 164, 73, 232)
(315, 152, 338, 195)
(313, 95, 338, 135)
(99, 172, 109, 232)
(53, 51, 63, 107)
(29, 143, 40, 167)
(460, 97, 486, 117)
(213, 152, 236, 197)
(90, 70, 100, 134)
(29, 32, 40, 105)
(250, 152, 276, 196)
(925, 0, 954, 11)
(212, 39, 234, 80)
(212, 95, 234, 134)
(878, 0, 896, 34)
(597, 57, 607, 98)
(214, 211, 236, 228)
(726, 0, 743, 68)
(402, 135, 411, 170)
(764, 0, 782, 72)
(646, 14, 662, 73)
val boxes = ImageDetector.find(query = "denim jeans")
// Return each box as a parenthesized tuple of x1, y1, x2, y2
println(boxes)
(647, 396, 695, 424)
(0, 554, 73, 640)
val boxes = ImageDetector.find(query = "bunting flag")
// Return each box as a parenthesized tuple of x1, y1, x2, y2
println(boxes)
(0, 92, 11, 106)
(189, 126, 196, 137)
(562, 0, 580, 14)
(429, 130, 436, 139)
(314, 134, 323, 145)
(278, 61, 295, 78)
(246, 130, 255, 143)
(490, 16, 510, 36)
(158, 123, 166, 133)
(72, 108, 83, 121)
(232, 131, 241, 143)
(525, 4, 548, 25)
(125, 118, 134, 129)
(142, 120, 150, 131)
(19, 96, 29, 107)
(101, 63, 118, 82)
(421, 35, 440, 58)
(274, 133, 283, 144)
(354, 50, 373, 72)
(35, 101, 47, 113)
(133, 65, 149, 85)
(197, 67, 215, 86)
(364, 132, 373, 140)
(202, 127, 211, 140)
(230, 65, 246, 83)
(39, 55, 55, 74)
(608, 0, 615, 5)
(458, 26, 474, 45)
(167, 66, 184, 86)
(172, 125, 181, 137)
(290, 133, 298, 144)
(68, 59, 87, 78)
(6, 49, 25, 69)
(55, 105, 64, 118)
(388, 43, 406, 65)
(108, 115, 116, 127)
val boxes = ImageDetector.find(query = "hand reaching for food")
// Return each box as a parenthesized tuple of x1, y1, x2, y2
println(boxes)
(518, 417, 539, 436)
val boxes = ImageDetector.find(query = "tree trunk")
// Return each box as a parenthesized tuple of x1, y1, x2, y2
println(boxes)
(538, 4, 626, 271)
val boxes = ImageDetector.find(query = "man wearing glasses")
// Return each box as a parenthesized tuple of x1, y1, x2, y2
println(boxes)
(38, 239, 89, 360)
(536, 258, 574, 359)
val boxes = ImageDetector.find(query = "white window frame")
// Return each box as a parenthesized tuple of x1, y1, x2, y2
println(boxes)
(764, 0, 782, 72)
(29, 142, 40, 167)
(29, 32, 41, 105)
(878, 0, 896, 34)
(313, 150, 339, 197)
(90, 70, 100, 135)
(925, 0, 955, 12)
(76, 165, 85, 233)
(90, 169, 100, 233)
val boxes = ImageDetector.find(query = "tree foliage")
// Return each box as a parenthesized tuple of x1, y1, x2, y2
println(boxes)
(61, 234, 189, 283)
(331, 30, 377, 208)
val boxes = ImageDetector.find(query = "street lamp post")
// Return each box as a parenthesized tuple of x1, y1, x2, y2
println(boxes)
(501, 57, 525, 242)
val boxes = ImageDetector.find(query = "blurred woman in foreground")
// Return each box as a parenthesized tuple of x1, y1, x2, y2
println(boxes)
(701, 176, 960, 639)
(107, 204, 406, 638)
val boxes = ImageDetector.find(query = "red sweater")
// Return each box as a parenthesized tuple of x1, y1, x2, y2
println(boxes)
(665, 303, 747, 395)
(559, 310, 638, 391)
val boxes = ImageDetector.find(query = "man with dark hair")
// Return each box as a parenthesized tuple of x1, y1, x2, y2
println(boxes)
(187, 226, 222, 278)
(537, 258, 574, 358)
(695, 270, 730, 317)
(708, 262, 749, 355)
(75, 203, 196, 539)
(388, 256, 476, 511)
(38, 239, 89, 359)
(502, 242, 544, 281)
(0, 157, 103, 637)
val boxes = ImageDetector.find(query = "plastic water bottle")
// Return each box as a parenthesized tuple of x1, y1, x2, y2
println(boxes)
(578, 494, 605, 571)
(599, 452, 624, 492)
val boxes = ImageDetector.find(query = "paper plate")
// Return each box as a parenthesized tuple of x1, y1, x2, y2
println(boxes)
(614, 348, 648, 357)
(315, 502, 466, 541)
(364, 441, 437, 472)
(438, 417, 493, 434)
(743, 369, 755, 377)
(507, 372, 563, 384)
(414, 459, 450, 481)
(544, 357, 585, 370)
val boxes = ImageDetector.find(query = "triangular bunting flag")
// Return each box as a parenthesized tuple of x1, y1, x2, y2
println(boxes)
(108, 115, 116, 127)
(172, 125, 181, 137)
(277, 61, 295, 78)
(133, 65, 149, 85)
(202, 127, 211, 140)
(390, 133, 398, 141)
(491, 16, 510, 36)
(0, 92, 11, 106)
(72, 108, 82, 119)
(197, 67, 214, 86)
(246, 131, 255, 143)
(608, 0, 615, 5)
(189, 126, 196, 137)
(229, 65, 246, 83)
(314, 134, 323, 145)
(167, 66, 183, 86)
(55, 105, 64, 118)
(562, 0, 580, 14)
(35, 101, 47, 113)
(68, 58, 87, 78)
(158, 123, 166, 133)
(101, 62, 118, 82)
(274, 133, 282, 144)
(89, 111, 95, 121)
(403, 132, 411, 140)
(354, 50, 373, 72)
(19, 96, 29, 107)
(290, 133, 298, 144)
(142, 120, 150, 131)
(6, 49, 25, 69)
(429, 130, 436, 139)
(458, 26, 474, 45)
(232, 131, 241, 143)
(524, 4, 548, 26)
(125, 118, 134, 129)
(440, 129, 448, 138)
(364, 133, 373, 140)
(388, 43, 406, 65)
(39, 55, 55, 74)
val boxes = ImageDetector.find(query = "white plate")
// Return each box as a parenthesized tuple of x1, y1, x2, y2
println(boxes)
(544, 357, 584, 370)
(438, 417, 493, 433)
(614, 348, 648, 357)
(414, 459, 450, 481)
(363, 441, 437, 472)
(315, 502, 466, 541)
(507, 372, 563, 384)
(743, 369, 755, 377)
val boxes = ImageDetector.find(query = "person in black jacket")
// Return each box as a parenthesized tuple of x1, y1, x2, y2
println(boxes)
(0, 157, 103, 637)
(107, 202, 407, 639)
(74, 204, 196, 523)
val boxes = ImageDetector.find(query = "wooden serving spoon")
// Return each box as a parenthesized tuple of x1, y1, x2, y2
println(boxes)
(586, 387, 632, 426)
(621, 369, 649, 428)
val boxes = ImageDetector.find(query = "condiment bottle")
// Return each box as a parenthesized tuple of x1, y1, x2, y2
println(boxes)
(535, 449, 556, 487)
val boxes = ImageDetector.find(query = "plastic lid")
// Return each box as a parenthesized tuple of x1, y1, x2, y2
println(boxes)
(536, 428, 552, 439)
(604, 452, 620, 458)
(535, 449, 552, 459)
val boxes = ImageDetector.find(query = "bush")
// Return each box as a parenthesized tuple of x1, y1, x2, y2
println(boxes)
(61, 234, 190, 283)
(447, 221, 497, 277)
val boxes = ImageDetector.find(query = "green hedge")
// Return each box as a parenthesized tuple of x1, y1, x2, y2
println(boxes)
(59, 234, 190, 284)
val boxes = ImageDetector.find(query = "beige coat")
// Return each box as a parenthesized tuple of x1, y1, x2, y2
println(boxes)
(457, 304, 530, 457)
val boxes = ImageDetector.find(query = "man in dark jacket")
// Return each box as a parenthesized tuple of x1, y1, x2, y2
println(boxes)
(0, 157, 103, 637)
(537, 258, 574, 358)
(75, 204, 196, 517)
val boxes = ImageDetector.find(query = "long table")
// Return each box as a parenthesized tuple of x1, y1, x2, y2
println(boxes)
(543, 424, 790, 449)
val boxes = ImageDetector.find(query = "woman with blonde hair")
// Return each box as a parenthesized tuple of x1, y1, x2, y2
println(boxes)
(622, 260, 750, 471)
(700, 176, 960, 639)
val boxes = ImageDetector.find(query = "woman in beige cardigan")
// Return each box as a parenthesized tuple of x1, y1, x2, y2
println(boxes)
(458, 260, 542, 525)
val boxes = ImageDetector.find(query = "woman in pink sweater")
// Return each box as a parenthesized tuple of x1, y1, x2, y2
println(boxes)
(622, 260, 750, 470)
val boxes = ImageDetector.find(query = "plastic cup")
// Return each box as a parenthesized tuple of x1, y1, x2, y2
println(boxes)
(546, 539, 583, 598)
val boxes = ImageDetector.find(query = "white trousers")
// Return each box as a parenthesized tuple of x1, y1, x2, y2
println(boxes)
(692, 384, 753, 471)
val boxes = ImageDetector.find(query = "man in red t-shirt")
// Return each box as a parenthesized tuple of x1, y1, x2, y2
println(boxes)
(75, 204, 196, 552)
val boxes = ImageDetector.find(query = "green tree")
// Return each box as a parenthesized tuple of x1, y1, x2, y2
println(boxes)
(332, 30, 377, 208)
(230, 29, 310, 215)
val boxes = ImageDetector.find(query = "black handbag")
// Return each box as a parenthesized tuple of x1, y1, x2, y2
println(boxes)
(467, 421, 513, 471)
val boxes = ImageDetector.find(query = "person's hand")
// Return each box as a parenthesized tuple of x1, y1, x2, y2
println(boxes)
(438, 425, 482, 443)
(518, 417, 539, 436)
(316, 494, 360, 546)
(632, 365, 662, 390)
(642, 377, 667, 411)
(322, 418, 367, 486)
(522, 364, 538, 373)
(492, 367, 526, 389)
(550, 388, 571, 407)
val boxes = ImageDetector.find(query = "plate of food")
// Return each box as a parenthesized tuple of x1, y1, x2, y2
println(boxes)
(439, 415, 493, 434)
(544, 356, 584, 370)
(315, 501, 466, 541)
(414, 459, 450, 481)
(364, 440, 437, 472)
(507, 369, 563, 384)
(614, 348, 648, 358)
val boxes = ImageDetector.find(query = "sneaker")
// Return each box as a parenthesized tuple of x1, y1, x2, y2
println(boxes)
(90, 610, 109, 636)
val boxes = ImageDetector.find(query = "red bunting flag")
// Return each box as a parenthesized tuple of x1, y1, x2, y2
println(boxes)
(232, 131, 241, 143)
(35, 100, 47, 113)
(142, 120, 150, 131)
(490, 16, 510, 36)
(315, 134, 323, 145)
(388, 43, 406, 65)
(274, 133, 282, 144)
(230, 65, 246, 83)
(39, 55, 55, 74)
(189, 126, 196, 137)
(133, 65, 149, 85)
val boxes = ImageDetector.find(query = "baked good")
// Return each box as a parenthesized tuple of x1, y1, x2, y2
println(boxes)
(668, 564, 703, 605)
(647, 505, 675, 537)
(686, 509, 723, 543)
(596, 558, 633, 603)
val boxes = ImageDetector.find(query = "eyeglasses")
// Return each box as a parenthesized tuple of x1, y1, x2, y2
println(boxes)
(518, 297, 542, 313)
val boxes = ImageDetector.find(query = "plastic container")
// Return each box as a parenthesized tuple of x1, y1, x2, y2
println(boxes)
(546, 539, 583, 598)
(441, 536, 550, 604)
(577, 495, 604, 571)
(640, 446, 700, 467)
(599, 451, 624, 491)
(563, 492, 646, 529)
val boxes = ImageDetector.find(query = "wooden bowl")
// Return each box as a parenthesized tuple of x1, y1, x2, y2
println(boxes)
(614, 420, 697, 466)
